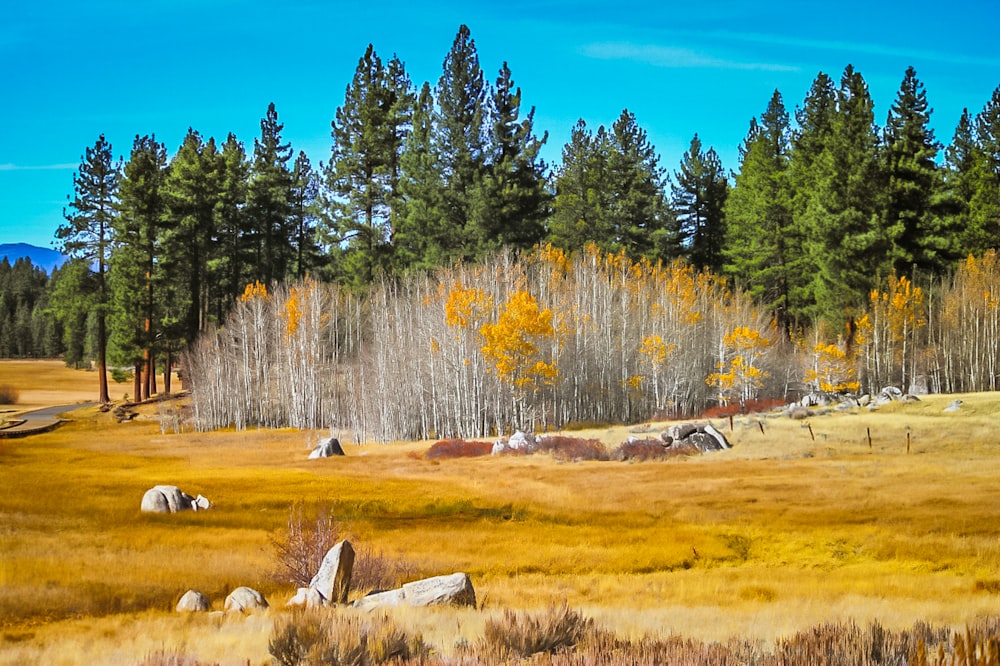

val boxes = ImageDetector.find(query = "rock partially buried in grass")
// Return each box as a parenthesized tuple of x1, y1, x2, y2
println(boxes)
(176, 590, 210, 613)
(224, 586, 269, 613)
(286, 586, 325, 609)
(354, 573, 476, 611)
(402, 572, 476, 607)
(140, 485, 210, 514)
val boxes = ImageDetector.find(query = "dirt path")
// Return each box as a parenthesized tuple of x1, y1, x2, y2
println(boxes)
(0, 402, 97, 438)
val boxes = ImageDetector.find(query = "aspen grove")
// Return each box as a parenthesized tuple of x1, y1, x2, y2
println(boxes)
(183, 246, 1000, 441)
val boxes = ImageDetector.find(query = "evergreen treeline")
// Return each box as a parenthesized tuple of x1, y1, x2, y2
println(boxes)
(5, 25, 1000, 411)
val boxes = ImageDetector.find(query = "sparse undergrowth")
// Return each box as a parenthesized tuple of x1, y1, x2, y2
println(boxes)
(264, 606, 1000, 666)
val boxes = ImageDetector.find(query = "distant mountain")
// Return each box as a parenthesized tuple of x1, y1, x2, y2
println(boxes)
(0, 243, 68, 274)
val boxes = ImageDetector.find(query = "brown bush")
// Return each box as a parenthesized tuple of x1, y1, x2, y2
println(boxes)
(269, 609, 427, 666)
(475, 603, 595, 661)
(535, 436, 608, 462)
(425, 438, 493, 460)
(0, 384, 19, 404)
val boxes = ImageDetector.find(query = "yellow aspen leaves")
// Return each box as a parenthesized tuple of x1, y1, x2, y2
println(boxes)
(706, 326, 772, 406)
(240, 281, 268, 303)
(804, 341, 860, 393)
(444, 282, 491, 330)
(479, 289, 557, 390)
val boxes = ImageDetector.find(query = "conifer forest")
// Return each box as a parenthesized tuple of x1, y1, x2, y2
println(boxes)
(4, 25, 1000, 435)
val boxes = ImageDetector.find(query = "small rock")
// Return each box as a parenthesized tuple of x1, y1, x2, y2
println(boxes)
(944, 399, 963, 413)
(286, 587, 326, 609)
(176, 590, 210, 613)
(224, 586, 268, 613)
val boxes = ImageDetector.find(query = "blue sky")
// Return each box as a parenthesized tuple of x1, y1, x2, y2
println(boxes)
(3, 0, 999, 248)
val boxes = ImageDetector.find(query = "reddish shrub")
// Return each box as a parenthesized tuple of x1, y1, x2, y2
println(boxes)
(424, 438, 493, 460)
(536, 435, 608, 462)
(610, 438, 698, 462)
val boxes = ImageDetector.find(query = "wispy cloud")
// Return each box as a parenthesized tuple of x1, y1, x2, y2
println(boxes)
(0, 163, 77, 172)
(582, 42, 799, 72)
(687, 30, 1000, 69)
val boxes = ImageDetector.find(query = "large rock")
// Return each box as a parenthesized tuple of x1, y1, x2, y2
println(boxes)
(141, 485, 210, 514)
(176, 590, 210, 613)
(224, 586, 268, 613)
(401, 572, 476, 608)
(309, 540, 355, 604)
(308, 437, 345, 459)
(353, 573, 476, 612)
(286, 586, 326, 609)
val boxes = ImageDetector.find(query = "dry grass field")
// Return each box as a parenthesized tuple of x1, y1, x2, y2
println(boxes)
(1, 360, 1000, 664)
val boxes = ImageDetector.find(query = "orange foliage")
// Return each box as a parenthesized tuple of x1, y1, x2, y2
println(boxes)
(240, 281, 269, 302)
(480, 290, 558, 390)
(706, 326, 771, 405)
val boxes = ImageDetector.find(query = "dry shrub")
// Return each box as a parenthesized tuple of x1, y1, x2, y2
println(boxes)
(135, 651, 224, 666)
(476, 603, 595, 660)
(271, 503, 344, 588)
(0, 384, 19, 404)
(536, 436, 608, 462)
(610, 438, 700, 462)
(270, 502, 416, 595)
(269, 609, 427, 666)
(425, 438, 493, 460)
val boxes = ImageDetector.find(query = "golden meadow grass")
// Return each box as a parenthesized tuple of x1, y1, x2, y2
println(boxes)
(2, 361, 1000, 664)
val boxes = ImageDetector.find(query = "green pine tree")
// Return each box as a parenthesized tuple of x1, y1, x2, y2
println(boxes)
(327, 45, 411, 286)
(111, 134, 167, 399)
(56, 134, 120, 402)
(806, 65, 885, 328)
(724, 90, 803, 336)
(473, 61, 551, 256)
(248, 102, 294, 285)
(395, 81, 447, 271)
(435, 24, 489, 262)
(548, 119, 613, 253)
(883, 66, 952, 274)
(161, 129, 222, 347)
(672, 133, 729, 271)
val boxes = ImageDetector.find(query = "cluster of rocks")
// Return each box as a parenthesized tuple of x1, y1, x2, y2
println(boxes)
(175, 586, 269, 614)
(787, 386, 930, 419)
(658, 423, 731, 452)
(175, 539, 475, 614)
(140, 485, 210, 513)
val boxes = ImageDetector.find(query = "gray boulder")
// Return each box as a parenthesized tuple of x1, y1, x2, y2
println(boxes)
(944, 399, 963, 413)
(353, 587, 407, 612)
(309, 540, 354, 605)
(666, 423, 699, 441)
(309, 437, 345, 459)
(141, 485, 210, 514)
(353, 573, 476, 612)
(286, 586, 326, 609)
(176, 590, 210, 613)
(402, 572, 477, 607)
(224, 586, 268, 613)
